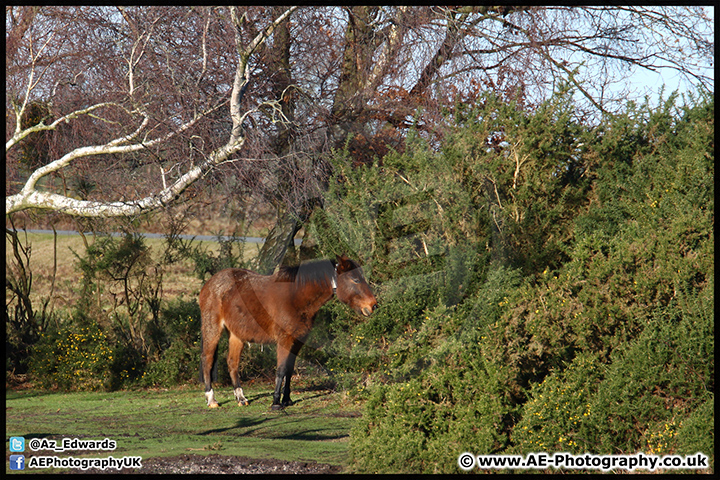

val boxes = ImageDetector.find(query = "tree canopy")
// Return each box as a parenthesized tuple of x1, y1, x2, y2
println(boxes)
(6, 6, 713, 223)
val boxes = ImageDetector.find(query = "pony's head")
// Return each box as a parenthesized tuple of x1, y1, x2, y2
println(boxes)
(333, 254, 378, 317)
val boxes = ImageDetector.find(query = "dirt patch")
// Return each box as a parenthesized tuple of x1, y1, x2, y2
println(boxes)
(66, 454, 344, 474)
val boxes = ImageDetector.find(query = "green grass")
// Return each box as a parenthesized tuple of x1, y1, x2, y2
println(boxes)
(6, 383, 361, 473)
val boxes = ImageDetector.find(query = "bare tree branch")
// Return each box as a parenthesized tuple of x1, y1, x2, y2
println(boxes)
(229, 6, 298, 142)
(6, 6, 298, 217)
(6, 102, 114, 151)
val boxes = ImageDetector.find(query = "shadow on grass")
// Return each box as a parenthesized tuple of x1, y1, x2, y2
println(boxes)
(196, 388, 352, 442)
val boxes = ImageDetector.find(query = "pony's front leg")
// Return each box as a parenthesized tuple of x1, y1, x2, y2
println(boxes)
(280, 353, 297, 407)
(272, 343, 297, 410)
(272, 373, 285, 410)
(282, 341, 304, 407)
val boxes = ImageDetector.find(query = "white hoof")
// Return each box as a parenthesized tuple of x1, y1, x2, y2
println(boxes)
(205, 389, 220, 408)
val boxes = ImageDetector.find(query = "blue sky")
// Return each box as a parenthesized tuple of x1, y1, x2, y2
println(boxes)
(624, 6, 714, 106)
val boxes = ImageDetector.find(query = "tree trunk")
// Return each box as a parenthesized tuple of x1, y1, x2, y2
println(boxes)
(253, 7, 304, 274)
(256, 209, 301, 275)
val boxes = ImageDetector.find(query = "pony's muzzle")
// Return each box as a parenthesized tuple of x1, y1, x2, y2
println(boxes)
(361, 302, 379, 317)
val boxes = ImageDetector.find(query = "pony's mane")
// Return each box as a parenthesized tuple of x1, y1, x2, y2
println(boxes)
(275, 259, 336, 288)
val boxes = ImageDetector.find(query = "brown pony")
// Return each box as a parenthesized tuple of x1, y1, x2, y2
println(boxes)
(199, 254, 377, 410)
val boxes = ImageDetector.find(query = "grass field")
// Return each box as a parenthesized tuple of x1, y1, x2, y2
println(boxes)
(6, 231, 263, 310)
(6, 383, 361, 474)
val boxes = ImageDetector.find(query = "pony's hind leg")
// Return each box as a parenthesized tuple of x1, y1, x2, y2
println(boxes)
(200, 326, 222, 408)
(228, 334, 249, 406)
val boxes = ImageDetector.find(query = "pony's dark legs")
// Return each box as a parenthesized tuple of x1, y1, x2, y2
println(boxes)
(272, 347, 293, 409)
(227, 334, 249, 406)
(272, 340, 302, 410)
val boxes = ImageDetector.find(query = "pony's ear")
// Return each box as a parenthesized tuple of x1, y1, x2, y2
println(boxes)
(335, 254, 352, 272)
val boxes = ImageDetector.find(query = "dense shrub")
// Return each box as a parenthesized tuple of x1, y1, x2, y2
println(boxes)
(341, 89, 713, 473)
(349, 266, 523, 473)
(308, 127, 492, 382)
(138, 297, 201, 387)
(510, 352, 603, 453)
(30, 317, 117, 391)
(583, 286, 713, 457)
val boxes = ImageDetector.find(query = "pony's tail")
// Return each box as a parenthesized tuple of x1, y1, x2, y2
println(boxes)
(198, 334, 219, 384)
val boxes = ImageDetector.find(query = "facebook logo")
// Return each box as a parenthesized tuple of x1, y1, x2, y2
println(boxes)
(9, 436, 25, 452)
(9, 455, 25, 470)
